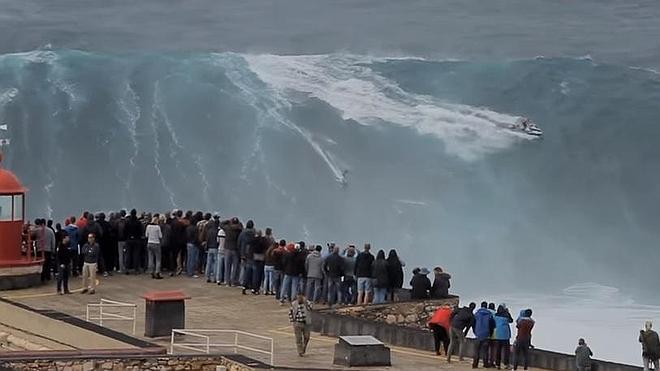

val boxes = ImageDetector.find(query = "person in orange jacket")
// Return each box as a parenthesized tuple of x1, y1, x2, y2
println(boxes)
(428, 304, 453, 355)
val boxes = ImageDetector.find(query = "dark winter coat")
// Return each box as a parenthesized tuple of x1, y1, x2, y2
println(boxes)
(323, 253, 345, 279)
(409, 273, 432, 299)
(372, 259, 390, 288)
(354, 251, 374, 278)
(430, 272, 452, 299)
(221, 221, 243, 251)
(451, 306, 475, 332)
(386, 257, 404, 289)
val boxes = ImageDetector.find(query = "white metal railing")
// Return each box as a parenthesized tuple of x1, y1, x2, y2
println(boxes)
(85, 298, 137, 335)
(170, 329, 274, 366)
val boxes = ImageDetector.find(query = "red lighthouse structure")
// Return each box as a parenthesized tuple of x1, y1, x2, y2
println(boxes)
(0, 151, 42, 290)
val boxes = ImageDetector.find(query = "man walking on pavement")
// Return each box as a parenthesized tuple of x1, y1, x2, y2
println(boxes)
(289, 293, 313, 357)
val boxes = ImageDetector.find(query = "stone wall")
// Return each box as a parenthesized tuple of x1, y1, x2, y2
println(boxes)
(0, 356, 253, 371)
(332, 296, 459, 329)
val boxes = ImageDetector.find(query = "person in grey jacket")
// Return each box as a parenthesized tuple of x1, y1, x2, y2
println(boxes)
(305, 246, 323, 303)
(81, 233, 100, 294)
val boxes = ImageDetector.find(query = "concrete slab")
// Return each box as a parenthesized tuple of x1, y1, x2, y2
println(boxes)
(1, 274, 481, 370)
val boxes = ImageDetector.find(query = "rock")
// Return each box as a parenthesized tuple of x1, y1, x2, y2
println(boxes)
(174, 365, 185, 371)
(102, 362, 113, 369)
(396, 314, 405, 323)
(63, 367, 73, 371)
(82, 361, 95, 371)
(405, 314, 417, 322)
(385, 315, 397, 324)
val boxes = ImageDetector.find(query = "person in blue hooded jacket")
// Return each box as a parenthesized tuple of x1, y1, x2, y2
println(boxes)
(494, 304, 514, 369)
(473, 301, 496, 368)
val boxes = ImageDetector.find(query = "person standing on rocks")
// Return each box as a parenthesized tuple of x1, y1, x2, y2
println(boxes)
(355, 243, 374, 305)
(640, 321, 660, 371)
(289, 292, 313, 357)
(410, 267, 432, 299)
(81, 233, 100, 294)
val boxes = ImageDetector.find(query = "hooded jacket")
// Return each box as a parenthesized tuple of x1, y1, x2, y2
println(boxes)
(386, 257, 404, 289)
(220, 220, 243, 251)
(575, 344, 593, 368)
(305, 251, 323, 279)
(494, 307, 513, 340)
(428, 307, 453, 331)
(473, 307, 496, 340)
(238, 228, 256, 259)
(640, 329, 660, 359)
(430, 272, 451, 299)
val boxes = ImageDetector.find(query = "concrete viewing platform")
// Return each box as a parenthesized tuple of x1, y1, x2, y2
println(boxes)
(1, 274, 477, 370)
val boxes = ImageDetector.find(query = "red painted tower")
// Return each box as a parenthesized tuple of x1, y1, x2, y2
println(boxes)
(0, 152, 43, 290)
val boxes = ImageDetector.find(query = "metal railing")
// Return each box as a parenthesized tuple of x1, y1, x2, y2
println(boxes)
(85, 298, 137, 335)
(170, 329, 274, 366)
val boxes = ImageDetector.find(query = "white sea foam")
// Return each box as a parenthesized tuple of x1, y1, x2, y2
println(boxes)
(219, 53, 347, 185)
(243, 54, 529, 161)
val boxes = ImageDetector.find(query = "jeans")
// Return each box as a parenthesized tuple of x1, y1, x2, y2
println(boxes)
(644, 357, 660, 371)
(280, 274, 300, 302)
(252, 260, 265, 291)
(215, 252, 225, 283)
(273, 270, 283, 299)
(117, 241, 126, 272)
(127, 239, 143, 273)
(224, 249, 239, 285)
(473, 339, 490, 368)
(242, 260, 255, 289)
(327, 276, 342, 305)
(495, 339, 511, 367)
(306, 277, 323, 303)
(373, 287, 388, 304)
(263, 265, 275, 293)
(56, 264, 69, 293)
(82, 262, 97, 291)
(447, 327, 466, 362)
(186, 243, 199, 276)
(147, 243, 161, 274)
(513, 340, 531, 370)
(205, 248, 218, 281)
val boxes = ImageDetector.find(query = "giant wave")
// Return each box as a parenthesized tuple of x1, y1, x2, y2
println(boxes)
(1, 49, 659, 299)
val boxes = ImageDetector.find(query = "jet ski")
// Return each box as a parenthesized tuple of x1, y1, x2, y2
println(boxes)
(509, 117, 543, 137)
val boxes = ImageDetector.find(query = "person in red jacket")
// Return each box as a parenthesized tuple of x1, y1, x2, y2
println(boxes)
(428, 305, 453, 355)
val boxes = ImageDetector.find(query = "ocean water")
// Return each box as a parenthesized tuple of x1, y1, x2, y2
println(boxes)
(1, 0, 659, 365)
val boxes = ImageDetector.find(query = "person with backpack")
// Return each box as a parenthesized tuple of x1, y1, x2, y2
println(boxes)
(371, 250, 390, 304)
(447, 302, 476, 363)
